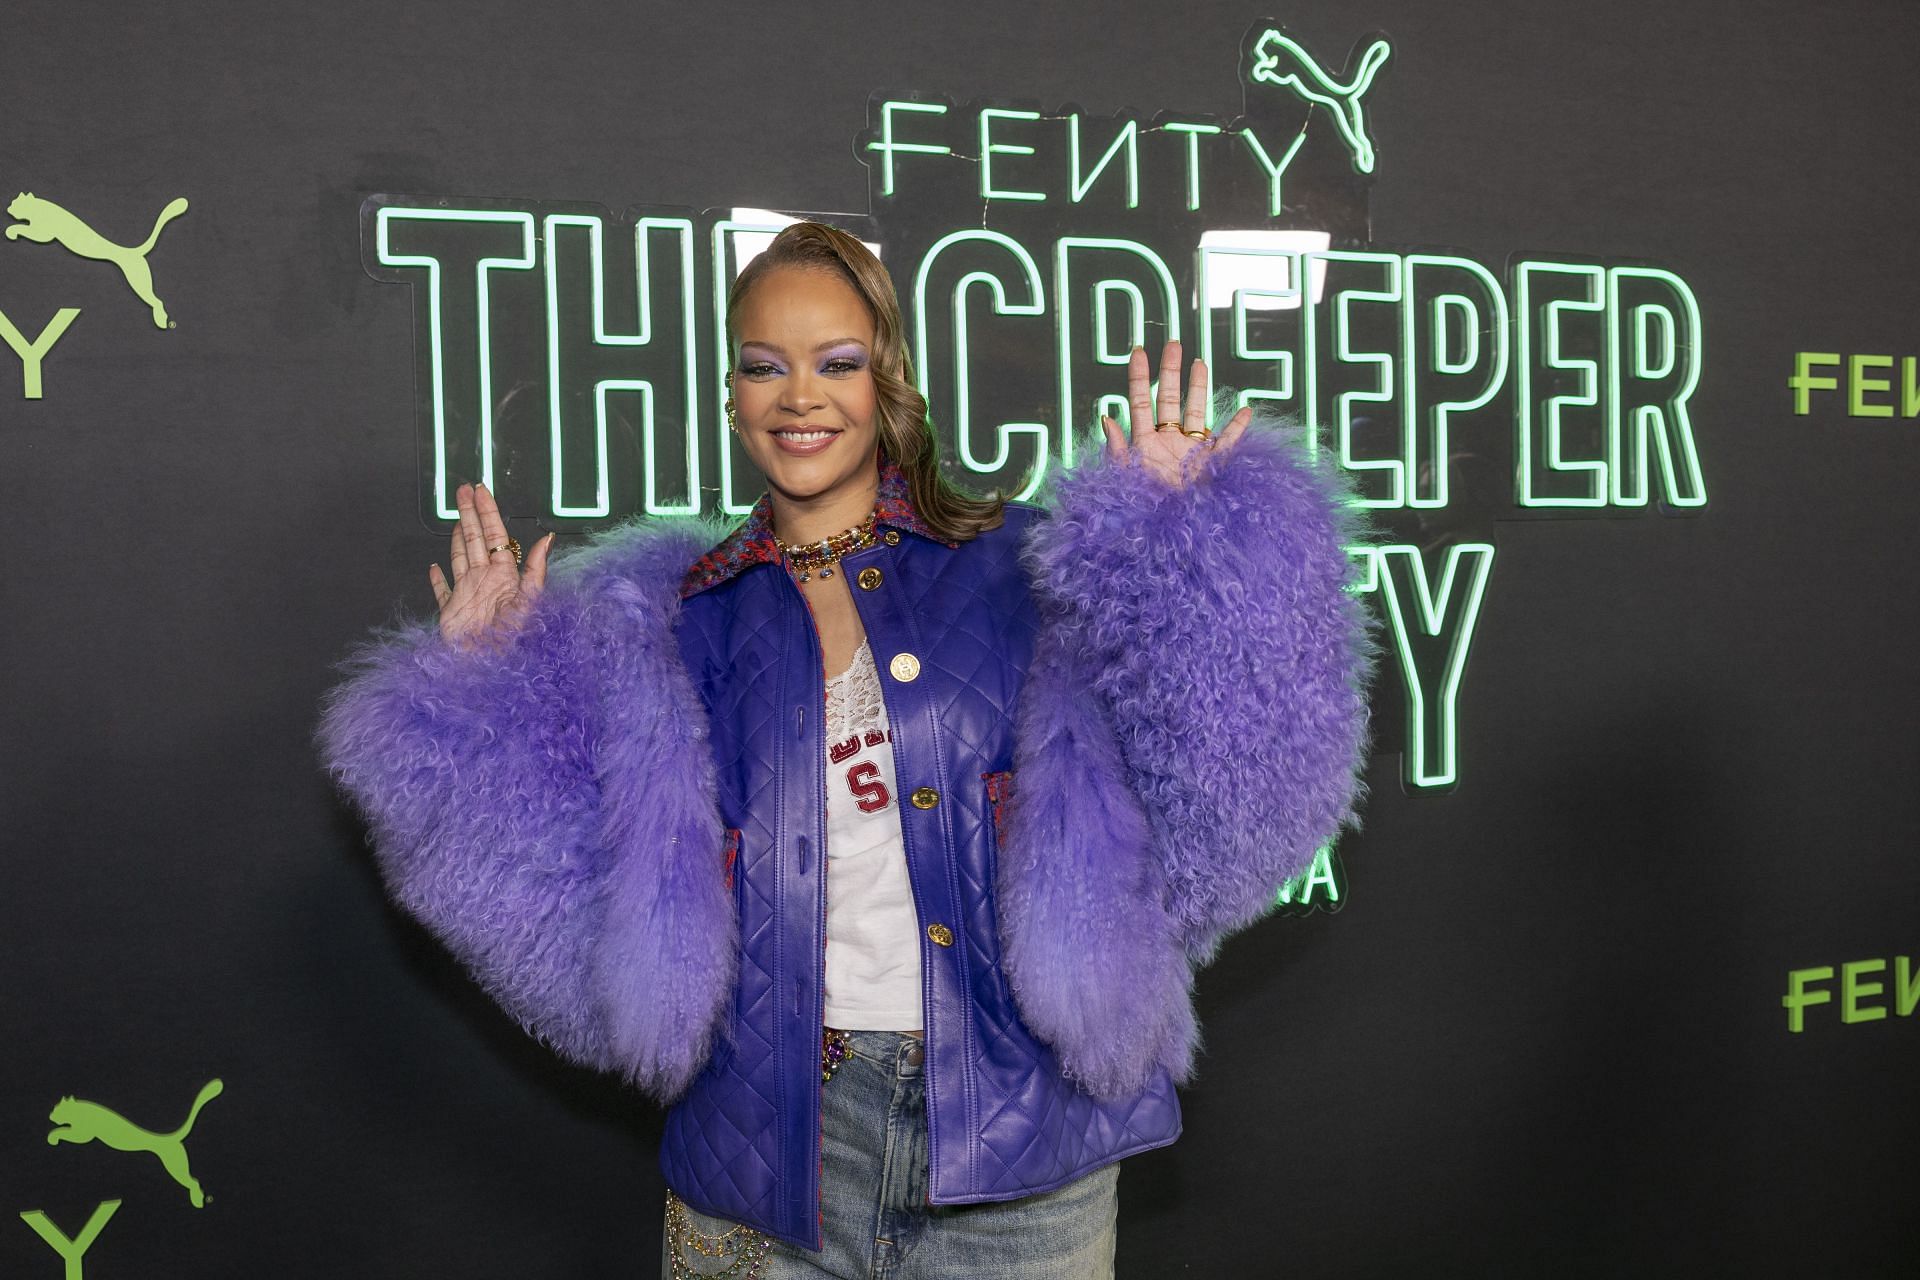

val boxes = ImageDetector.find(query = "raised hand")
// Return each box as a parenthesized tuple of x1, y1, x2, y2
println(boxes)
(1099, 341, 1252, 487)
(430, 481, 556, 650)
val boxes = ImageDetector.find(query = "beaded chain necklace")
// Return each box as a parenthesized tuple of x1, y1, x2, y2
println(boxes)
(775, 510, 878, 583)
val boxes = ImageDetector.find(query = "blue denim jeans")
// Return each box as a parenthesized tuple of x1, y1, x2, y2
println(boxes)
(662, 1030, 1121, 1279)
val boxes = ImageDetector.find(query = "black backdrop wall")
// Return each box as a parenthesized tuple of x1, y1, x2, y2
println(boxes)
(3, 1, 1916, 1275)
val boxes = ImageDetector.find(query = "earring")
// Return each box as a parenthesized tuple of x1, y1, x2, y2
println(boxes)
(724, 370, 738, 433)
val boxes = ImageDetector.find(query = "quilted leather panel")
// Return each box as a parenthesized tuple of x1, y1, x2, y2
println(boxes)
(658, 502, 1181, 1251)
(663, 562, 827, 1245)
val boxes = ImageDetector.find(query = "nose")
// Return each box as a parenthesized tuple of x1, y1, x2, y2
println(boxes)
(777, 365, 827, 415)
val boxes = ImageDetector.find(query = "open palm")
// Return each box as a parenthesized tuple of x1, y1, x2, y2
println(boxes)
(430, 481, 556, 650)
(1098, 340, 1251, 487)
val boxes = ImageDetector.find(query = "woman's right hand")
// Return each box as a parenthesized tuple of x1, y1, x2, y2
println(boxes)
(430, 481, 556, 650)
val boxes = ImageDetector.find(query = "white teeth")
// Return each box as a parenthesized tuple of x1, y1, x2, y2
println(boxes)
(777, 430, 834, 442)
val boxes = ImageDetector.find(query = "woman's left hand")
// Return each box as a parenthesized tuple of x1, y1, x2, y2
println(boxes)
(1099, 340, 1252, 487)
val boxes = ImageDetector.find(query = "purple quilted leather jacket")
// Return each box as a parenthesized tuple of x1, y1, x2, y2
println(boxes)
(316, 422, 1372, 1252)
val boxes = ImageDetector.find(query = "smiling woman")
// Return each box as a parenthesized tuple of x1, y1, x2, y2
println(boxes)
(724, 222, 1012, 530)
(729, 267, 885, 535)
(316, 220, 1374, 1278)
(720, 229, 1010, 708)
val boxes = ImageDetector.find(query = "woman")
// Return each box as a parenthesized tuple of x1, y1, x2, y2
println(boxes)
(317, 222, 1372, 1278)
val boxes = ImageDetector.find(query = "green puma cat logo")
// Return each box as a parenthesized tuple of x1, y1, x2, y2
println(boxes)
(5, 191, 189, 329)
(1249, 30, 1392, 174)
(46, 1079, 223, 1208)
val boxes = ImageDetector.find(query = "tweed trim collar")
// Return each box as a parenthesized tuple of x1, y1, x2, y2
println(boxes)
(680, 453, 955, 598)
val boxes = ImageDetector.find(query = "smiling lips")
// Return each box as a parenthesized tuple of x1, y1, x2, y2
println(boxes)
(771, 427, 841, 455)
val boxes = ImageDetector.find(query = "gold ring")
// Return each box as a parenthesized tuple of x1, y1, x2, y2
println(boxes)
(1180, 427, 1213, 440)
(488, 536, 523, 567)
(1153, 420, 1184, 431)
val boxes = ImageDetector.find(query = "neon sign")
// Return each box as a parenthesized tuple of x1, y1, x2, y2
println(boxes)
(360, 22, 1710, 795)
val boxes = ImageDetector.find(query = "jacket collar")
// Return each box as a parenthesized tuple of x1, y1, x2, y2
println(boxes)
(680, 452, 955, 598)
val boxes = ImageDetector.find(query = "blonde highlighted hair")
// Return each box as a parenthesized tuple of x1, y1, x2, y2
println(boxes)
(725, 222, 1008, 543)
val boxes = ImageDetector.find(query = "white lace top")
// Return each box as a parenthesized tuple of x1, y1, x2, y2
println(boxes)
(821, 637, 924, 1030)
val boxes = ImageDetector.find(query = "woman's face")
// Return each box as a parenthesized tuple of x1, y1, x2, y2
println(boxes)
(730, 265, 881, 510)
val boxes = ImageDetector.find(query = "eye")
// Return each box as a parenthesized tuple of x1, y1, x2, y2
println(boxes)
(823, 357, 866, 375)
(740, 361, 782, 379)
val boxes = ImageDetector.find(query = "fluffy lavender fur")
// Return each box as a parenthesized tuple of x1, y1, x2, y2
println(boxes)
(1020, 408, 1377, 975)
(315, 517, 737, 1106)
(994, 616, 1200, 1102)
(316, 405, 1371, 1112)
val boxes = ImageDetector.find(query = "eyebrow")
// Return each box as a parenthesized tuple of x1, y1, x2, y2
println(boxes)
(738, 337, 870, 356)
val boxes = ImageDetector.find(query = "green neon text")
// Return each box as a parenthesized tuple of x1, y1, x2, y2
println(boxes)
(1069, 116, 1140, 207)
(866, 101, 949, 198)
(1275, 844, 1346, 916)
(912, 229, 1050, 493)
(542, 215, 700, 517)
(372, 207, 536, 520)
(865, 101, 1307, 214)
(1515, 262, 1706, 508)
(980, 109, 1046, 202)
(1350, 542, 1494, 790)
(368, 210, 1706, 526)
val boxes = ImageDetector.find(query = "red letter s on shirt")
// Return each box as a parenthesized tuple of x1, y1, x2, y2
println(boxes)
(845, 761, 891, 814)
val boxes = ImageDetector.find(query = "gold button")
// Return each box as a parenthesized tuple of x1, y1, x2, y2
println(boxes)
(927, 923, 954, 947)
(882, 529, 901, 545)
(889, 652, 921, 682)
(857, 566, 884, 590)
(910, 787, 940, 810)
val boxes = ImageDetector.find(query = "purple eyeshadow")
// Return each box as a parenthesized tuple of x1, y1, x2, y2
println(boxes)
(737, 345, 786, 373)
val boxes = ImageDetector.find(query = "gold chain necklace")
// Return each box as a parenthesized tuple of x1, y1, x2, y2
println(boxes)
(775, 510, 878, 583)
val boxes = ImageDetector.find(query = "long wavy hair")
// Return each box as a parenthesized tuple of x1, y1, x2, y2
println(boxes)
(725, 222, 1008, 543)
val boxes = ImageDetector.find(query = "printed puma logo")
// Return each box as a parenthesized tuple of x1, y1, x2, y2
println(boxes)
(5, 191, 190, 329)
(46, 1079, 223, 1208)
(1249, 30, 1392, 174)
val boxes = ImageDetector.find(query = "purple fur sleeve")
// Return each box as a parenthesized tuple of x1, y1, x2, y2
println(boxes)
(1024, 415, 1377, 965)
(313, 520, 735, 1104)
(995, 615, 1199, 1101)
